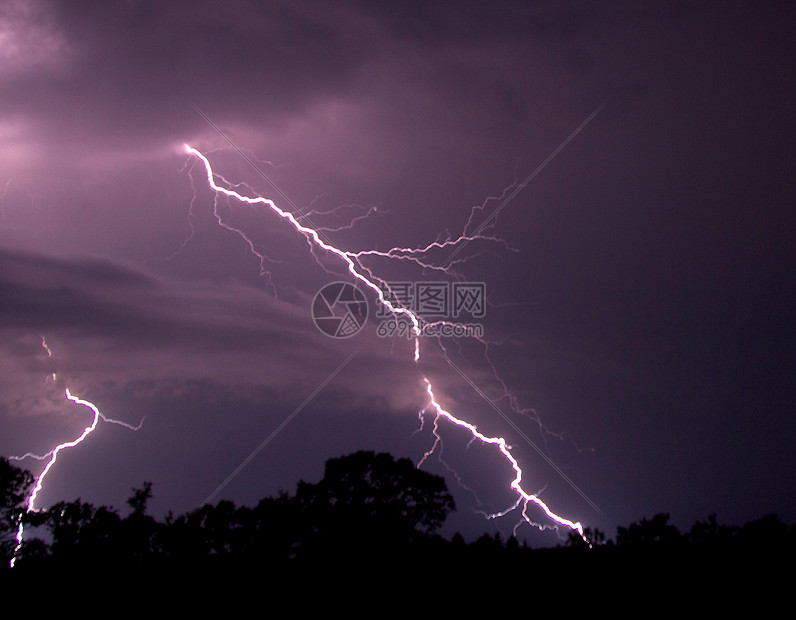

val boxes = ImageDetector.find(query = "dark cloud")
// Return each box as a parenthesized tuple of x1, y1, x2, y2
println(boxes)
(0, 243, 440, 419)
(0, 0, 380, 159)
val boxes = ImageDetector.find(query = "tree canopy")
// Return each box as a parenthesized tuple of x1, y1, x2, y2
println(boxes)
(0, 457, 33, 564)
(1, 450, 793, 581)
(295, 450, 455, 535)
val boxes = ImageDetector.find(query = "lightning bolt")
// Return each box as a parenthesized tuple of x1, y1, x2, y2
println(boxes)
(184, 145, 425, 329)
(8, 339, 142, 568)
(298, 195, 383, 233)
(422, 378, 585, 538)
(183, 136, 596, 544)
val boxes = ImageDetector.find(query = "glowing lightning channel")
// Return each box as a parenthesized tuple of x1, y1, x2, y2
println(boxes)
(184, 144, 590, 544)
(423, 378, 585, 539)
(184, 145, 421, 330)
(10, 390, 98, 567)
(9, 341, 142, 568)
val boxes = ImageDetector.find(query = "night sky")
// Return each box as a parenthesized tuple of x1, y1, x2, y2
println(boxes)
(0, 0, 792, 546)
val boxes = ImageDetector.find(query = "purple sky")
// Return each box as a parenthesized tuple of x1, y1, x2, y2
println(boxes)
(1, 0, 792, 545)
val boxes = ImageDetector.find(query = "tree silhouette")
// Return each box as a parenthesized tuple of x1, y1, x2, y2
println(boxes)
(6, 447, 793, 584)
(566, 526, 606, 549)
(687, 513, 732, 548)
(126, 481, 153, 516)
(738, 514, 791, 552)
(292, 450, 455, 561)
(46, 499, 106, 561)
(249, 492, 301, 561)
(122, 481, 158, 561)
(0, 457, 34, 564)
(617, 513, 681, 549)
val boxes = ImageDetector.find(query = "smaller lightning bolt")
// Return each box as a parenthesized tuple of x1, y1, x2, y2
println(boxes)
(352, 232, 517, 277)
(422, 378, 588, 543)
(10, 390, 99, 567)
(298, 196, 383, 233)
(416, 406, 485, 508)
(9, 340, 142, 568)
(40, 334, 57, 382)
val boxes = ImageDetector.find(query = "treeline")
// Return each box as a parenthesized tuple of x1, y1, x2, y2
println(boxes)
(2, 451, 793, 582)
